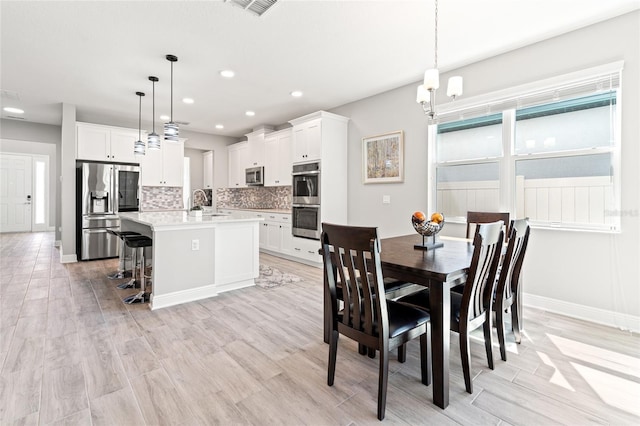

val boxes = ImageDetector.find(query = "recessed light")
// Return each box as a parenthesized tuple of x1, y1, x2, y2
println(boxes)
(3, 107, 24, 114)
(182, 98, 194, 104)
(215, 124, 224, 129)
(290, 91, 303, 98)
(245, 111, 255, 117)
(160, 114, 170, 121)
(220, 70, 235, 78)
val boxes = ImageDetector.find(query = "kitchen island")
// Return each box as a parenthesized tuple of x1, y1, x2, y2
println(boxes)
(119, 211, 262, 310)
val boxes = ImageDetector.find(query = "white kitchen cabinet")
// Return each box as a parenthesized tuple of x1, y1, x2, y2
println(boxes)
(76, 122, 139, 163)
(203, 151, 214, 189)
(291, 236, 322, 263)
(245, 126, 273, 168)
(291, 118, 321, 163)
(227, 141, 248, 188)
(264, 129, 292, 186)
(141, 139, 185, 186)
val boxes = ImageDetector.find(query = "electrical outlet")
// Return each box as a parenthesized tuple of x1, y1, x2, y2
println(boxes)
(191, 239, 200, 251)
(383, 195, 391, 204)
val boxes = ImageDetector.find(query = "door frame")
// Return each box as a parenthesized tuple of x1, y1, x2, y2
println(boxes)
(0, 150, 51, 233)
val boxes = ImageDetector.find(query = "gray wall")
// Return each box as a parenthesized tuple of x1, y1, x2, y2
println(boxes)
(0, 119, 61, 240)
(184, 148, 204, 192)
(331, 11, 640, 324)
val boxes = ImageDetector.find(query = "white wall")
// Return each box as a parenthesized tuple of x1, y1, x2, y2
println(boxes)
(0, 119, 61, 240)
(331, 11, 640, 329)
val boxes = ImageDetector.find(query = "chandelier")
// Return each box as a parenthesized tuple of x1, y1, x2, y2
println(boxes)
(416, 0, 463, 119)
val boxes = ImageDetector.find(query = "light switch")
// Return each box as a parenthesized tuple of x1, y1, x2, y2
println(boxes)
(383, 195, 391, 204)
(191, 239, 200, 251)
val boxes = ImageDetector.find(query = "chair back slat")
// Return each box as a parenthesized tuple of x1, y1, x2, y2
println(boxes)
(321, 223, 388, 338)
(497, 218, 531, 302)
(461, 221, 504, 323)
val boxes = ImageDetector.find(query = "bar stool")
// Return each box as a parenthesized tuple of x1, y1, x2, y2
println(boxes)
(122, 235, 152, 304)
(106, 230, 140, 280)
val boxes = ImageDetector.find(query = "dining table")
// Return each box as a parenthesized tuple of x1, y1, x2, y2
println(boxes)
(322, 234, 474, 409)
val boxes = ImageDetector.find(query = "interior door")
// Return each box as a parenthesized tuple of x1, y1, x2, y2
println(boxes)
(0, 154, 32, 232)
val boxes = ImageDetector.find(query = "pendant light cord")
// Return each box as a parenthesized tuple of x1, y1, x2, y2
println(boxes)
(138, 94, 142, 140)
(170, 61, 174, 122)
(152, 80, 156, 132)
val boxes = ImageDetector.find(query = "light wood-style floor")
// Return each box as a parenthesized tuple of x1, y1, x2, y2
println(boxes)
(1, 232, 639, 425)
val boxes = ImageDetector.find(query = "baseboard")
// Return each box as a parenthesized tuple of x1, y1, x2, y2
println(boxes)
(216, 278, 255, 294)
(150, 283, 218, 310)
(523, 292, 640, 333)
(58, 246, 77, 263)
(54, 240, 61, 247)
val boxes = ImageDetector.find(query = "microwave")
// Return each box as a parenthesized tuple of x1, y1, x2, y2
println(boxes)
(245, 166, 264, 186)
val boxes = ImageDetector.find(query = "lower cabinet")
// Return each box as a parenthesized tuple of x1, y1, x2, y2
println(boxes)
(217, 209, 319, 265)
(291, 236, 322, 264)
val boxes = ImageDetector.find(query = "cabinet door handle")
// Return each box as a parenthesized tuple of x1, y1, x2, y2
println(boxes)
(294, 247, 301, 251)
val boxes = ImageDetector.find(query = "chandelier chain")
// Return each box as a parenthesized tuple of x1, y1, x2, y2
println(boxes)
(434, 0, 438, 69)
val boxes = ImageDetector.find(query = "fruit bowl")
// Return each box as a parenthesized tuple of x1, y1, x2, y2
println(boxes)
(412, 211, 445, 250)
(411, 211, 445, 237)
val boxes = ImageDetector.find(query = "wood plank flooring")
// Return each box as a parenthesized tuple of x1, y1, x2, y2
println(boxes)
(1, 232, 639, 425)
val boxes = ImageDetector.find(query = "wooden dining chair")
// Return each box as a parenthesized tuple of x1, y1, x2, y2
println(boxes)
(466, 211, 510, 239)
(321, 223, 431, 420)
(494, 218, 530, 361)
(397, 221, 504, 394)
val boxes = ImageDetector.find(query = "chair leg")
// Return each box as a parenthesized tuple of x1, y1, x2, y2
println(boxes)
(368, 346, 376, 359)
(496, 304, 507, 362)
(328, 330, 339, 386)
(397, 343, 406, 363)
(512, 300, 522, 344)
(459, 329, 473, 394)
(377, 348, 389, 420)
(420, 330, 431, 386)
(483, 317, 494, 370)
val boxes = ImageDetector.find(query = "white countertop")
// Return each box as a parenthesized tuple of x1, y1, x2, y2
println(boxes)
(120, 210, 263, 229)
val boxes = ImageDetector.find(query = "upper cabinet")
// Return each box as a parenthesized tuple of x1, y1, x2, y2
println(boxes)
(76, 122, 140, 164)
(264, 128, 292, 187)
(228, 141, 248, 188)
(246, 126, 274, 167)
(140, 139, 185, 187)
(291, 118, 321, 163)
(203, 151, 214, 189)
(289, 111, 349, 165)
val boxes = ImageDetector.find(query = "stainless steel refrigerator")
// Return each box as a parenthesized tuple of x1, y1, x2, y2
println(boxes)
(76, 162, 140, 260)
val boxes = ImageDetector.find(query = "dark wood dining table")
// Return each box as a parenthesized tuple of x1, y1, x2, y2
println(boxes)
(380, 234, 474, 409)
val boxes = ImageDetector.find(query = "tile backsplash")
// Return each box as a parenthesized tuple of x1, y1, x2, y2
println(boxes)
(141, 186, 184, 211)
(217, 186, 292, 210)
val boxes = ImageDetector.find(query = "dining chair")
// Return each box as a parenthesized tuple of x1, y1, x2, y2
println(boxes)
(494, 218, 530, 361)
(321, 223, 431, 420)
(466, 211, 510, 239)
(397, 221, 504, 394)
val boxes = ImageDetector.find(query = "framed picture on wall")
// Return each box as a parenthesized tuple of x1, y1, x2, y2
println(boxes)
(362, 130, 404, 184)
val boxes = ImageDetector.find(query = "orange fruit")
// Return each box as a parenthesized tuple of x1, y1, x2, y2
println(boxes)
(431, 212, 444, 224)
(412, 211, 426, 222)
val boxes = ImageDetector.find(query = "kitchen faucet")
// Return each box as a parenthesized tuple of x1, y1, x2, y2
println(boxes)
(192, 189, 209, 209)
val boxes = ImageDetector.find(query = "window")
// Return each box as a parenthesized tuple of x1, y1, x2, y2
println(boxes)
(432, 64, 621, 232)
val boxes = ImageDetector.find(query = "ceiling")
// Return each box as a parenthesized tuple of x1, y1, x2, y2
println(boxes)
(2, 0, 639, 138)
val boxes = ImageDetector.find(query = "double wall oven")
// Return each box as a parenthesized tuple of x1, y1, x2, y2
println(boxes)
(292, 162, 321, 239)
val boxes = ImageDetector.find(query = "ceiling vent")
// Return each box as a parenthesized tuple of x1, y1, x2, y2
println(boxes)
(225, 0, 278, 17)
(1, 89, 20, 100)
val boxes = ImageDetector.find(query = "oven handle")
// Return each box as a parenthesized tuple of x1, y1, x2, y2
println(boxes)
(292, 204, 320, 208)
(292, 170, 320, 176)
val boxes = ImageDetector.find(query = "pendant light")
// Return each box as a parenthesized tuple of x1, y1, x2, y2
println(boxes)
(416, 0, 463, 119)
(134, 91, 146, 155)
(163, 54, 179, 142)
(147, 76, 160, 149)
